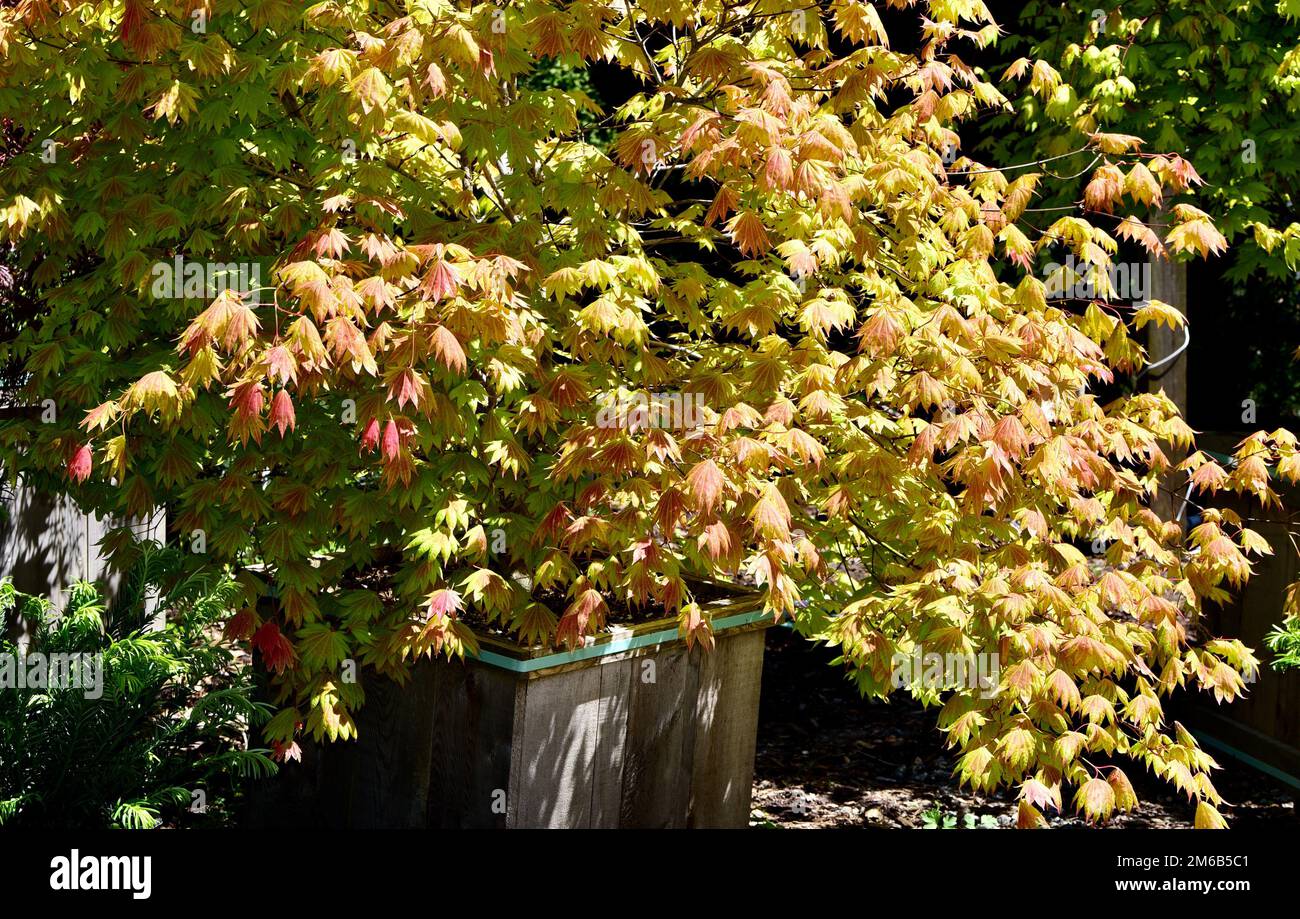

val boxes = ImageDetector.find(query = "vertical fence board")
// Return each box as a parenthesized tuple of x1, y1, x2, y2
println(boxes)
(2, 477, 165, 637)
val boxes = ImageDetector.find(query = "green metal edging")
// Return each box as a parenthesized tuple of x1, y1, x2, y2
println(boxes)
(470, 608, 772, 673)
(1188, 728, 1300, 792)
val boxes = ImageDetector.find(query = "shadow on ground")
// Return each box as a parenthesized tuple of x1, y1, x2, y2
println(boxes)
(751, 627, 1299, 829)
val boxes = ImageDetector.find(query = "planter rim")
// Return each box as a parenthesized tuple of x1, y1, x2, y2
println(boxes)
(469, 588, 769, 672)
(251, 555, 768, 672)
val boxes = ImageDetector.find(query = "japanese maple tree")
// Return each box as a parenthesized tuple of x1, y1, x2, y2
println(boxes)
(1, 0, 1295, 827)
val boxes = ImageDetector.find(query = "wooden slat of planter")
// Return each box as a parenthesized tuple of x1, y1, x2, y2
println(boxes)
(1188, 707, 1300, 784)
(687, 628, 765, 827)
(427, 660, 521, 828)
(339, 659, 437, 828)
(1248, 520, 1289, 742)
(247, 733, 331, 828)
(590, 657, 633, 828)
(515, 664, 605, 828)
(619, 646, 695, 828)
(427, 661, 470, 827)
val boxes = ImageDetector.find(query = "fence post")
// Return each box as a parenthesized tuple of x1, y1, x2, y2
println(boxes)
(1147, 245, 1189, 521)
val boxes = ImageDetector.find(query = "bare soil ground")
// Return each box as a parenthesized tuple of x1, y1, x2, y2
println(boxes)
(750, 627, 1300, 829)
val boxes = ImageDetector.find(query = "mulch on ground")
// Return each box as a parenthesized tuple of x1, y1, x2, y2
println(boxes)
(751, 627, 1299, 829)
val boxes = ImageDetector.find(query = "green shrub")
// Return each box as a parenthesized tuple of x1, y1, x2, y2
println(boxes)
(1265, 615, 1300, 671)
(0, 545, 275, 828)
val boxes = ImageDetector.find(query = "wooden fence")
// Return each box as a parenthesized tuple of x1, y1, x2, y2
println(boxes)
(0, 473, 164, 629)
(1181, 432, 1300, 786)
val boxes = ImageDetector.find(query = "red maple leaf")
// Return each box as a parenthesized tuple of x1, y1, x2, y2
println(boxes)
(252, 622, 296, 674)
(429, 325, 467, 374)
(381, 419, 401, 461)
(268, 389, 295, 437)
(427, 588, 461, 620)
(264, 345, 297, 385)
(389, 367, 422, 409)
(119, 0, 151, 57)
(421, 259, 460, 301)
(224, 608, 258, 641)
(227, 380, 265, 419)
(271, 740, 302, 763)
(535, 502, 573, 543)
(66, 443, 93, 483)
(360, 416, 381, 453)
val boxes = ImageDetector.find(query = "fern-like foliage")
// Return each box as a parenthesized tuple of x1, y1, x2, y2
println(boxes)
(1265, 618, 1300, 670)
(0, 543, 275, 828)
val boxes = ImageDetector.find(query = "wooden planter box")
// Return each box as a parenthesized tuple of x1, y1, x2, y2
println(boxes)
(259, 592, 772, 828)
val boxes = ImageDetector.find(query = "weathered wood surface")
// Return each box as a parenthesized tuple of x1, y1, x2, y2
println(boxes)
(427, 659, 522, 828)
(589, 657, 633, 825)
(1, 478, 113, 599)
(1146, 251, 1188, 522)
(337, 657, 438, 828)
(255, 621, 771, 828)
(687, 628, 766, 827)
(515, 662, 605, 828)
(618, 645, 695, 827)
(1146, 256, 1188, 415)
(1, 475, 165, 634)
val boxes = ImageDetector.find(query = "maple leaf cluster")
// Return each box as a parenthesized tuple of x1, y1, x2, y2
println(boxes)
(988, 0, 1300, 280)
(1, 0, 1296, 826)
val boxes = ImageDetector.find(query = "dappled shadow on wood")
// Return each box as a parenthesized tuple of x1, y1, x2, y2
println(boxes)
(247, 626, 769, 828)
